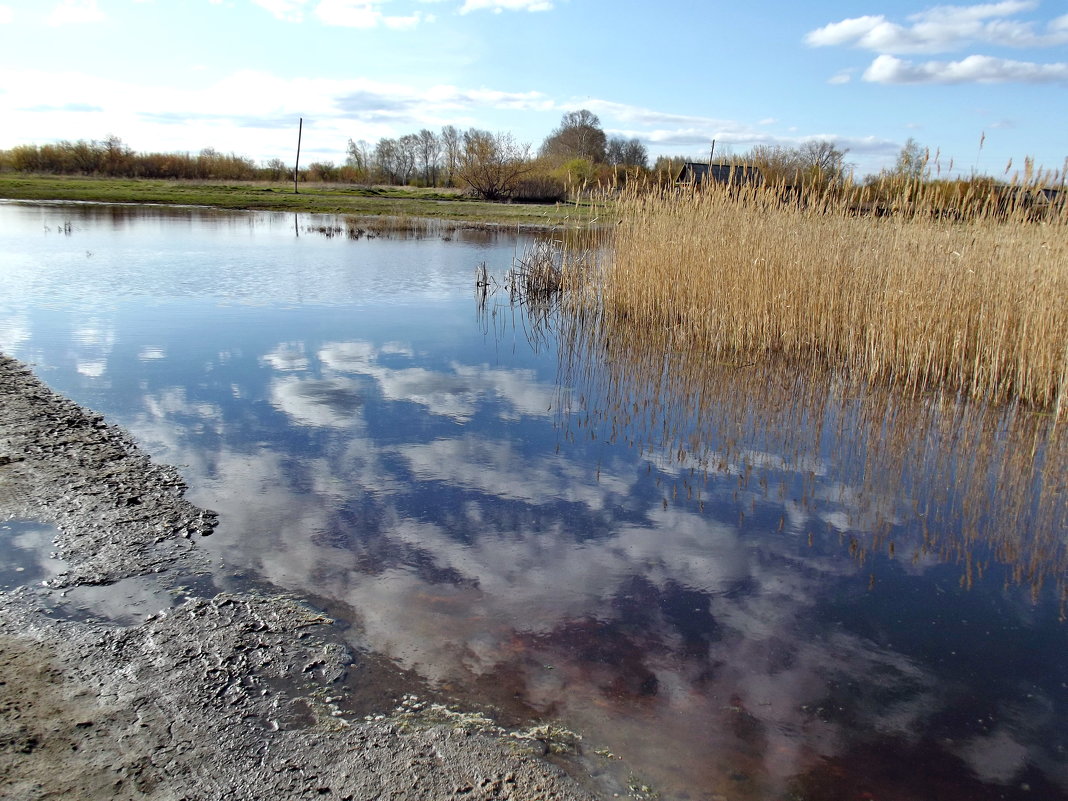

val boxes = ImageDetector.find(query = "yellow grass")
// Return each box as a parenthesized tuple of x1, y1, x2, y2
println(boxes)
(595, 184, 1068, 416)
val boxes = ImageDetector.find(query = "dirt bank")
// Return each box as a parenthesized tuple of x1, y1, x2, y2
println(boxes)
(0, 352, 600, 800)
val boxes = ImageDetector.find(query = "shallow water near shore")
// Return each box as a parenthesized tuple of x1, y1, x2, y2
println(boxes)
(1, 201, 1066, 800)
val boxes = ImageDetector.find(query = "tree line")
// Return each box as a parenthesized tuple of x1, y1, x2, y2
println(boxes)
(1, 113, 1026, 207)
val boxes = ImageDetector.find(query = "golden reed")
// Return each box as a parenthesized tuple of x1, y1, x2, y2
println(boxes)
(595, 182, 1067, 417)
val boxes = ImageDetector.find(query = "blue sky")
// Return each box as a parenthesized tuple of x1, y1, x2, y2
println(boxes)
(1, 0, 1066, 177)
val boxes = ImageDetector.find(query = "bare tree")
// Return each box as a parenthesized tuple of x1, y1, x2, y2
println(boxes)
(345, 138, 372, 182)
(416, 129, 441, 186)
(100, 134, 131, 175)
(539, 109, 607, 164)
(797, 140, 849, 183)
(374, 137, 400, 183)
(397, 133, 420, 184)
(456, 129, 533, 200)
(440, 125, 461, 187)
(748, 144, 804, 185)
(606, 136, 648, 168)
(891, 137, 928, 180)
(263, 157, 288, 180)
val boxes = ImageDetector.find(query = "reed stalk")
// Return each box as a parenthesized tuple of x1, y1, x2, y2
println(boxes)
(595, 182, 1067, 416)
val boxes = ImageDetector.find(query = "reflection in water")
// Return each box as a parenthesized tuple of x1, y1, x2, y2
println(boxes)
(551, 305, 1068, 605)
(0, 520, 66, 589)
(3, 203, 1067, 800)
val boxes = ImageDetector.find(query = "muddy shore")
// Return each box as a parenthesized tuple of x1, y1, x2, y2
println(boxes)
(0, 352, 600, 800)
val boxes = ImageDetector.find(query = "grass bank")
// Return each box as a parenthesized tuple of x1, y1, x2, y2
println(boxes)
(0, 174, 600, 228)
(573, 184, 1067, 416)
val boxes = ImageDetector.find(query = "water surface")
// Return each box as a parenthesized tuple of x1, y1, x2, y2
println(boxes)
(1, 201, 1065, 801)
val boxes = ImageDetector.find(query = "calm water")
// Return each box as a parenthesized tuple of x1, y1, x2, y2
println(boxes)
(1, 201, 1066, 801)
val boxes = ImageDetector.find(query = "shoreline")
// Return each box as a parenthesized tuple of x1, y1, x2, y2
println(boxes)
(0, 175, 604, 231)
(0, 352, 602, 800)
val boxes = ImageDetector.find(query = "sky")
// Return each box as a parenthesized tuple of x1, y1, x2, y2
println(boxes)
(1, 0, 1066, 178)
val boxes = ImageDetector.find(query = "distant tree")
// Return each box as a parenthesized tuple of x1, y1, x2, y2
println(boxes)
(100, 134, 131, 175)
(892, 137, 928, 180)
(397, 133, 420, 184)
(263, 157, 288, 180)
(744, 141, 849, 186)
(374, 137, 401, 183)
(539, 109, 607, 165)
(556, 157, 596, 189)
(306, 161, 338, 182)
(440, 125, 461, 187)
(747, 144, 804, 185)
(456, 129, 533, 200)
(416, 128, 441, 186)
(797, 139, 850, 183)
(606, 136, 649, 168)
(345, 138, 372, 180)
(652, 155, 688, 184)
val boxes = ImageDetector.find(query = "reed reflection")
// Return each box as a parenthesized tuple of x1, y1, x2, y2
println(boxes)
(549, 298, 1068, 607)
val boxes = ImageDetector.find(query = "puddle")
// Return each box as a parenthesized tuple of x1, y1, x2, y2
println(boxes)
(44, 572, 219, 625)
(0, 519, 68, 589)
(0, 521, 221, 624)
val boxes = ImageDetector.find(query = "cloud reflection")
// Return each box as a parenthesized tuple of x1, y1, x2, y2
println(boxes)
(314, 339, 556, 421)
(120, 333, 1068, 799)
(270, 375, 365, 428)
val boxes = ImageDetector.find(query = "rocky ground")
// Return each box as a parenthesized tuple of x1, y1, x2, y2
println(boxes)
(0, 352, 601, 801)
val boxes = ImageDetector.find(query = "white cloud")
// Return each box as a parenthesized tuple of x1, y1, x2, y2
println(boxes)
(314, 0, 378, 26)
(47, 0, 105, 25)
(382, 11, 425, 28)
(806, 1, 1068, 53)
(459, 0, 553, 13)
(864, 52, 1068, 83)
(252, 0, 428, 27)
(0, 67, 550, 163)
(251, 0, 311, 22)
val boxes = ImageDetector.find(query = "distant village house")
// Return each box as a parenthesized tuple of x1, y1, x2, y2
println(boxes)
(675, 162, 764, 187)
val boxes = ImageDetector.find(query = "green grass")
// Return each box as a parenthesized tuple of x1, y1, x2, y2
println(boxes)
(0, 174, 600, 228)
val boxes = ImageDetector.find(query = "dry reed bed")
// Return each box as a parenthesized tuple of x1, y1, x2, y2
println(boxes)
(598, 186, 1068, 416)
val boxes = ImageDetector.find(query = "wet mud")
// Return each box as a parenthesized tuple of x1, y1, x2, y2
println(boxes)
(0, 353, 598, 800)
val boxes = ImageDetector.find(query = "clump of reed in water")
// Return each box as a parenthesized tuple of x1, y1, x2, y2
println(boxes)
(597, 181, 1067, 416)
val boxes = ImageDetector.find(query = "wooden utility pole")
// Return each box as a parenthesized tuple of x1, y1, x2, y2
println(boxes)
(294, 117, 303, 194)
(709, 139, 716, 164)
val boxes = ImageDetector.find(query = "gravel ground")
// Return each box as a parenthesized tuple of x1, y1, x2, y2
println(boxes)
(0, 352, 601, 801)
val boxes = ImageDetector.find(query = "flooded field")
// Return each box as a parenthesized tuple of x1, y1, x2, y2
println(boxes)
(1, 201, 1065, 800)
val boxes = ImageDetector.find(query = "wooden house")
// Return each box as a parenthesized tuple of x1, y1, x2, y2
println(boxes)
(675, 162, 764, 187)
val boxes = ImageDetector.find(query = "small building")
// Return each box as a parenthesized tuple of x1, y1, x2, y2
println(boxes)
(675, 162, 764, 187)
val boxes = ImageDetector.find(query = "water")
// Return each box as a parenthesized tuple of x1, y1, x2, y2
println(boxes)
(1, 201, 1066, 800)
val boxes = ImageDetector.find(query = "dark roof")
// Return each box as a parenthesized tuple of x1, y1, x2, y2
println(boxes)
(675, 162, 764, 186)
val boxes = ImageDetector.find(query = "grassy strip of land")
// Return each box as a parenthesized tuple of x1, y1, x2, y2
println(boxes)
(0, 174, 600, 228)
